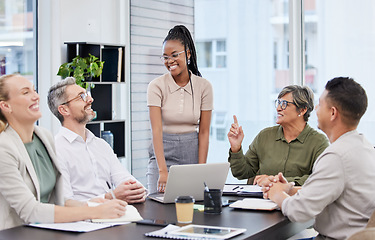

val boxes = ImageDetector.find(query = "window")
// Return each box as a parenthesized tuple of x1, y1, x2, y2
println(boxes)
(195, 0, 290, 183)
(196, 41, 212, 68)
(196, 40, 227, 69)
(215, 40, 226, 68)
(0, 0, 36, 82)
(195, 0, 375, 184)
(273, 41, 277, 69)
(305, 0, 375, 143)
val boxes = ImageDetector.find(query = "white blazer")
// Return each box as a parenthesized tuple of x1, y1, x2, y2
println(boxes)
(0, 125, 64, 230)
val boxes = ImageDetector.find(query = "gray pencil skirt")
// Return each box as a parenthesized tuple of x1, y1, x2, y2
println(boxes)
(146, 132, 199, 194)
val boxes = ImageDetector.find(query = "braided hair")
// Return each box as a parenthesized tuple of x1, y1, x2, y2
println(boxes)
(164, 25, 201, 77)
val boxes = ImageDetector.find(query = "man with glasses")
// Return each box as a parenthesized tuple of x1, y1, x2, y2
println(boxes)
(264, 77, 375, 240)
(228, 85, 329, 187)
(47, 77, 146, 205)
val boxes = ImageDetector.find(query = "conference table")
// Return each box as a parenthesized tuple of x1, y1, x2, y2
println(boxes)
(0, 196, 313, 240)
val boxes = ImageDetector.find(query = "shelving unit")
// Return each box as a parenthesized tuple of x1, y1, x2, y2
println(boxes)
(64, 42, 127, 158)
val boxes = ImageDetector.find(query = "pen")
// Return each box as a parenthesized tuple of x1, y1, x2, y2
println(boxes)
(106, 181, 116, 200)
(204, 182, 210, 192)
(204, 182, 215, 206)
(232, 186, 240, 191)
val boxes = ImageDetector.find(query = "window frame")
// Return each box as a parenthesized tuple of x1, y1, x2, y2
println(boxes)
(197, 39, 227, 70)
(289, 0, 305, 85)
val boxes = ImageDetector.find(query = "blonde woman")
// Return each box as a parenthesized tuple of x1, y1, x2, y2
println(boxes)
(0, 74, 127, 230)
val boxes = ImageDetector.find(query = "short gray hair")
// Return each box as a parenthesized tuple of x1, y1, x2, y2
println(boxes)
(278, 85, 314, 122)
(47, 77, 76, 123)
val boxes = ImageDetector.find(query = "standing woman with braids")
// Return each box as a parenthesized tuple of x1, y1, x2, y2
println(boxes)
(147, 25, 213, 193)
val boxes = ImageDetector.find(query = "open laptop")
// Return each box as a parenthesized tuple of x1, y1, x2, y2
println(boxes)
(148, 162, 230, 204)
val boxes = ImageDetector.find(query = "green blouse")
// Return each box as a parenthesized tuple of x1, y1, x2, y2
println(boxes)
(228, 124, 329, 186)
(24, 133, 56, 203)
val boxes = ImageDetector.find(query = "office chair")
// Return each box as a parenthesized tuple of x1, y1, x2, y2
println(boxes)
(347, 209, 375, 240)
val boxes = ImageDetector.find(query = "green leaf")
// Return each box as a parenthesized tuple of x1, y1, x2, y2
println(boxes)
(57, 53, 104, 84)
(57, 67, 71, 79)
(57, 63, 71, 78)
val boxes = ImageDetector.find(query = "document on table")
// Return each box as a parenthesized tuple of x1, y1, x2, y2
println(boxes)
(223, 184, 262, 193)
(91, 205, 143, 223)
(229, 198, 279, 211)
(28, 221, 113, 232)
(223, 184, 263, 197)
(28, 204, 143, 232)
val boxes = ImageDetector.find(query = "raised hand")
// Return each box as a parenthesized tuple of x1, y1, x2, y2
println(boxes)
(227, 115, 244, 153)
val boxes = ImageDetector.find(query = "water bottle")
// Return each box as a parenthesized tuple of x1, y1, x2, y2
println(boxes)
(101, 130, 114, 149)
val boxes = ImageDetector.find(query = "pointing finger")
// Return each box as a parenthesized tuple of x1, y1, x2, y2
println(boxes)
(233, 115, 238, 125)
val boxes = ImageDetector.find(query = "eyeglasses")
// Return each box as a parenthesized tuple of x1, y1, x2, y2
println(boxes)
(275, 99, 297, 110)
(62, 92, 91, 105)
(160, 51, 185, 62)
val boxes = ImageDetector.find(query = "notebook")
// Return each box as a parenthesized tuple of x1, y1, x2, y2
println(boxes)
(229, 198, 279, 211)
(148, 162, 230, 204)
(222, 184, 263, 198)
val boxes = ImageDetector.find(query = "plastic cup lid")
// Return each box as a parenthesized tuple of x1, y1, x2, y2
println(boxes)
(175, 196, 195, 203)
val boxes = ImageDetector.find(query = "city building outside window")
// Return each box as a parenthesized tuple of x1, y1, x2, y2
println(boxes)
(0, 0, 36, 84)
(196, 39, 227, 69)
(195, 0, 375, 183)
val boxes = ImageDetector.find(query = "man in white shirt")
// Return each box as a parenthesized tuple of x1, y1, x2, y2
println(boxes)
(263, 77, 375, 240)
(47, 77, 146, 204)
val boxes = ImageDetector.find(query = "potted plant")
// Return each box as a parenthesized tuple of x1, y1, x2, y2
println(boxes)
(57, 53, 104, 89)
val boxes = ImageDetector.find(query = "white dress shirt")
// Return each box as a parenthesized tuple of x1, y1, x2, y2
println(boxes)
(55, 127, 136, 201)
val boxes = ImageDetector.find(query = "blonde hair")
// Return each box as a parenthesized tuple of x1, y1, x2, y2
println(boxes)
(0, 74, 20, 133)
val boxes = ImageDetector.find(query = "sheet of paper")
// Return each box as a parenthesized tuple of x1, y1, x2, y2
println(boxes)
(91, 205, 143, 223)
(223, 184, 262, 193)
(28, 221, 112, 232)
(193, 204, 205, 211)
(229, 198, 279, 211)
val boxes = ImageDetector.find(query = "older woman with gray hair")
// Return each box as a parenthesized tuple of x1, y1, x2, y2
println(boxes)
(228, 85, 329, 187)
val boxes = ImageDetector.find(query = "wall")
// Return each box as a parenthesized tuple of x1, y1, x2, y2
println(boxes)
(38, 0, 131, 170)
(38, 0, 127, 132)
(129, 0, 195, 185)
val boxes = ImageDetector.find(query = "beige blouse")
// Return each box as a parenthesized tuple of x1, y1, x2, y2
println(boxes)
(147, 72, 213, 134)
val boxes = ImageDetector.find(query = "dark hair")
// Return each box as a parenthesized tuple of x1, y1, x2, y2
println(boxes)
(278, 85, 315, 122)
(163, 25, 201, 77)
(325, 77, 367, 126)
